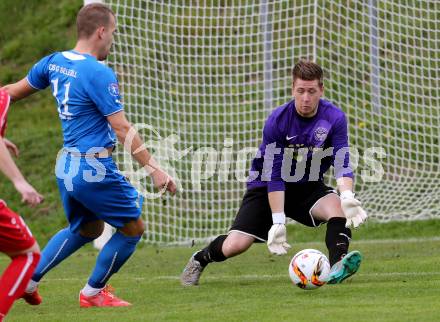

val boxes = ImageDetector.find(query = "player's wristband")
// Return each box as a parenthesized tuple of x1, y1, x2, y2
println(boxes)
(340, 190, 355, 199)
(272, 212, 286, 224)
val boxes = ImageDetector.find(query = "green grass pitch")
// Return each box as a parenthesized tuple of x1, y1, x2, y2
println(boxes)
(2, 220, 440, 322)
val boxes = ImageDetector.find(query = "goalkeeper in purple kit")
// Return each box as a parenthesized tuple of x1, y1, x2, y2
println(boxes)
(181, 60, 367, 286)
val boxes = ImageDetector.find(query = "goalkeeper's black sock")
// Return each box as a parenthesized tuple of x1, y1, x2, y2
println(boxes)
(194, 235, 227, 267)
(325, 217, 352, 266)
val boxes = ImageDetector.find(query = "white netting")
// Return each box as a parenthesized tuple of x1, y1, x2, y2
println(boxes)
(103, 0, 440, 244)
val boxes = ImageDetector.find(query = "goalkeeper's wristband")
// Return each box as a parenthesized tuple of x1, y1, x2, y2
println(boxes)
(340, 190, 355, 199)
(272, 212, 286, 224)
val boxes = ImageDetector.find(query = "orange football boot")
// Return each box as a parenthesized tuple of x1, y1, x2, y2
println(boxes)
(79, 285, 131, 308)
(21, 289, 42, 306)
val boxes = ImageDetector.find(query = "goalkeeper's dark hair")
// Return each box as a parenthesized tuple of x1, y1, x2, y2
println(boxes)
(77, 3, 115, 39)
(292, 59, 324, 86)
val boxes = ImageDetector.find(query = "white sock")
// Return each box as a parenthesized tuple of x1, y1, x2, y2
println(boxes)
(25, 279, 39, 293)
(81, 283, 103, 297)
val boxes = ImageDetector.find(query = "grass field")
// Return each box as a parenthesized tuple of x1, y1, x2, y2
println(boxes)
(1, 2, 439, 320)
(2, 220, 440, 322)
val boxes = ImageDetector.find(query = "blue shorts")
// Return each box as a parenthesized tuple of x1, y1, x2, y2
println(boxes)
(55, 152, 143, 233)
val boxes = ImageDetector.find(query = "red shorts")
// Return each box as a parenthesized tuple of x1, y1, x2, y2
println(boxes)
(0, 201, 36, 253)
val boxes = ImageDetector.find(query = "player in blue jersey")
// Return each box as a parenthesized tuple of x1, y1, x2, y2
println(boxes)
(181, 60, 367, 286)
(2, 3, 176, 307)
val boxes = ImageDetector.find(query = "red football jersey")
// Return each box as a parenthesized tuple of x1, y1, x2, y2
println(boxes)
(0, 89, 11, 138)
(0, 201, 36, 252)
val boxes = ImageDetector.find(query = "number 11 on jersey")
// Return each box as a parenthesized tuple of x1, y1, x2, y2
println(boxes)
(51, 78, 74, 119)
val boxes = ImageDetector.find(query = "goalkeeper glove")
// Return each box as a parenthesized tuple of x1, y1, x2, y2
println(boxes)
(267, 212, 291, 255)
(340, 190, 368, 228)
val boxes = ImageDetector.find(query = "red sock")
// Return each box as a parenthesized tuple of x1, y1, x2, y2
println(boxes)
(0, 252, 40, 319)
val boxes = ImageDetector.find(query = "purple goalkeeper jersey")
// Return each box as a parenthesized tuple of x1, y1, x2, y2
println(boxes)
(247, 99, 354, 192)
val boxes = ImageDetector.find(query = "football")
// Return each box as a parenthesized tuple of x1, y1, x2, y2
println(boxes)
(288, 249, 330, 290)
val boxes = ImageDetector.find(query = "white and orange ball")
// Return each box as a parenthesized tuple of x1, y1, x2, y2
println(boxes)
(288, 249, 330, 290)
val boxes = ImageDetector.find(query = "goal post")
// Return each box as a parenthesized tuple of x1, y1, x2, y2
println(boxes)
(100, 1, 439, 244)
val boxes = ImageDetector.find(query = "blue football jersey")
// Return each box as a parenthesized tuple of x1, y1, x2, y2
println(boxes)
(27, 50, 123, 152)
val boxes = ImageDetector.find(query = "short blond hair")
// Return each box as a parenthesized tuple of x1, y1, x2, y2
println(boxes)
(76, 3, 115, 39)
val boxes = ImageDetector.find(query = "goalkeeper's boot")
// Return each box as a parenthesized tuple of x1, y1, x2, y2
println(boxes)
(79, 285, 131, 307)
(180, 254, 205, 286)
(327, 250, 362, 284)
(21, 289, 42, 306)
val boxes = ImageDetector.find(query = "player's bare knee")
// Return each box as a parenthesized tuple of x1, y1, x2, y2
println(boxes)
(222, 233, 253, 257)
(222, 242, 244, 257)
(135, 219, 146, 235)
(79, 220, 105, 239)
(236, 239, 253, 254)
(312, 193, 344, 221)
(119, 218, 145, 237)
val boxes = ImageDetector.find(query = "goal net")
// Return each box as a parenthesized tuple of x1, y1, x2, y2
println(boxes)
(102, 0, 439, 244)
